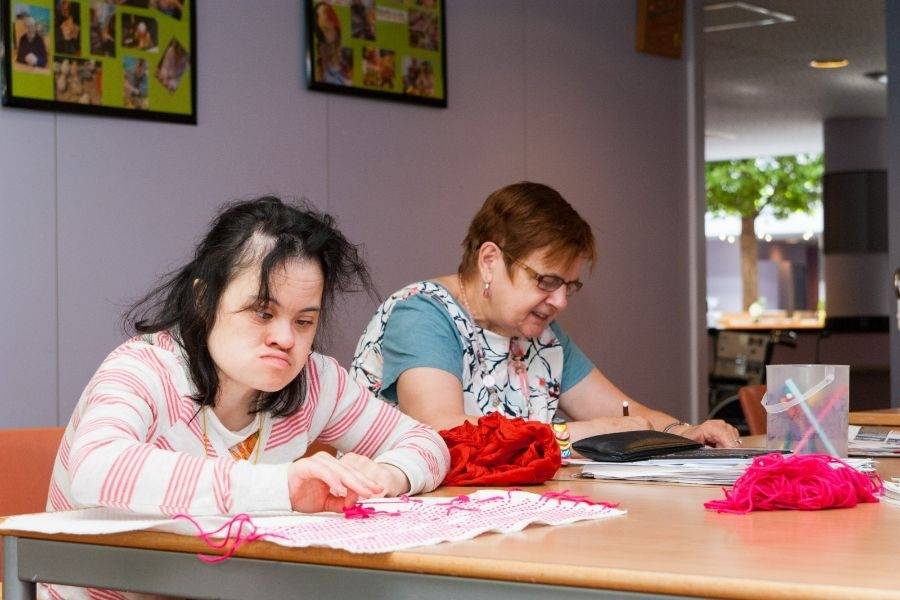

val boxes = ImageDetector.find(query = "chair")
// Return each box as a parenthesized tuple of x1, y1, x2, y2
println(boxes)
(738, 385, 767, 435)
(0, 427, 65, 586)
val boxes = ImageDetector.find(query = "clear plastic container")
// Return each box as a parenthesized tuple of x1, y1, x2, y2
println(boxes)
(762, 364, 849, 457)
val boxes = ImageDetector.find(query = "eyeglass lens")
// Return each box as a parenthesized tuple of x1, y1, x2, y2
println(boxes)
(537, 276, 582, 295)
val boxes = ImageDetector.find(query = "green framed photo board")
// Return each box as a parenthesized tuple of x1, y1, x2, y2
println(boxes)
(2, 0, 196, 124)
(306, 0, 447, 107)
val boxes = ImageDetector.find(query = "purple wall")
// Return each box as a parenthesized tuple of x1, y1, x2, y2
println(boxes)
(0, 0, 702, 428)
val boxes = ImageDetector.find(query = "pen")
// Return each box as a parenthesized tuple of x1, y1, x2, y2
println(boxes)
(622, 401, 629, 417)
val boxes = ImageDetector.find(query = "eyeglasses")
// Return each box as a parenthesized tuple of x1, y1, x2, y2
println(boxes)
(498, 247, 583, 296)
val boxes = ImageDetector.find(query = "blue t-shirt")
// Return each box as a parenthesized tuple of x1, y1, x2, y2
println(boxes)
(379, 293, 595, 402)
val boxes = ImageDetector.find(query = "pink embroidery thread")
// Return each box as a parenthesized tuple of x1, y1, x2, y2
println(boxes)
(539, 490, 619, 509)
(704, 453, 883, 514)
(343, 504, 401, 519)
(174, 513, 285, 563)
(433, 493, 506, 515)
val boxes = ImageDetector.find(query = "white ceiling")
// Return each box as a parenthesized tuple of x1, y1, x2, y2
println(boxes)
(704, 0, 886, 160)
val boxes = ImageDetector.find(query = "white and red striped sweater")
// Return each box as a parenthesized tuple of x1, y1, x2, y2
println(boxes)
(41, 331, 449, 600)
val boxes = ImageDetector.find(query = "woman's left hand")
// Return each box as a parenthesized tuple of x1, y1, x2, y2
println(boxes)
(674, 420, 741, 448)
(339, 452, 410, 497)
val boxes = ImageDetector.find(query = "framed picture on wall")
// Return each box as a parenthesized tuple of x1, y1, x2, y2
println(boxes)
(1, 0, 196, 124)
(306, 0, 447, 108)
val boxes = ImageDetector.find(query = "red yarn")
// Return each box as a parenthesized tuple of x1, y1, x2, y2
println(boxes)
(704, 453, 883, 514)
(439, 412, 561, 486)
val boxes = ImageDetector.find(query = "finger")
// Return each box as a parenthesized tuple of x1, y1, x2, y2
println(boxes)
(320, 489, 360, 513)
(343, 489, 360, 509)
(311, 453, 383, 496)
(322, 493, 348, 513)
(336, 454, 387, 492)
(301, 453, 377, 497)
(300, 460, 349, 498)
(311, 452, 380, 487)
(697, 421, 739, 448)
(338, 452, 375, 472)
(339, 454, 385, 484)
(709, 426, 739, 448)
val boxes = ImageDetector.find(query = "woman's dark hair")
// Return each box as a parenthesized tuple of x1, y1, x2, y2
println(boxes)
(124, 196, 376, 418)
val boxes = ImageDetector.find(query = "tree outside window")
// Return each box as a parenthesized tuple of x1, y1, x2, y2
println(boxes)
(706, 154, 824, 312)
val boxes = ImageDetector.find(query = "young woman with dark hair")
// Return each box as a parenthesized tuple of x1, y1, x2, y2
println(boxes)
(46, 197, 449, 549)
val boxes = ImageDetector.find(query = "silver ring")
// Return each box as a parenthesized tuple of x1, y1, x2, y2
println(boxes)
(735, 438, 743, 445)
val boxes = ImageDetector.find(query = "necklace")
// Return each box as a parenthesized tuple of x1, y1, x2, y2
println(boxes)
(201, 407, 264, 464)
(458, 273, 501, 405)
(457, 273, 474, 317)
(457, 274, 536, 415)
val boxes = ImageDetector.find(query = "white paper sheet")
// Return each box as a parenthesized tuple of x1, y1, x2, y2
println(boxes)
(576, 457, 875, 486)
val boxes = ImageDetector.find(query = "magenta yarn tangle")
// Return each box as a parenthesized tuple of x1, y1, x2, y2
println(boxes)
(174, 513, 286, 563)
(342, 504, 401, 519)
(704, 453, 883, 514)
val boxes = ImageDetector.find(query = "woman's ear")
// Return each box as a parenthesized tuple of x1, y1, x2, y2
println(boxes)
(477, 242, 501, 283)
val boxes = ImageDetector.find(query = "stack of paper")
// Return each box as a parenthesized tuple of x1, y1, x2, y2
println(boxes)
(882, 479, 900, 508)
(573, 457, 876, 486)
(848, 426, 900, 457)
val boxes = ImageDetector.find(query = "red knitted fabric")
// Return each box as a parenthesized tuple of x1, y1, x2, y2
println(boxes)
(704, 453, 883, 514)
(439, 412, 562, 486)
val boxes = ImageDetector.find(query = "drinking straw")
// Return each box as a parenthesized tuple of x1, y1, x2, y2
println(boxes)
(784, 377, 839, 456)
(790, 382, 847, 456)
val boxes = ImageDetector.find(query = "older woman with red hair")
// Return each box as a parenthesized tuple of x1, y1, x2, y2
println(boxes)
(353, 182, 739, 448)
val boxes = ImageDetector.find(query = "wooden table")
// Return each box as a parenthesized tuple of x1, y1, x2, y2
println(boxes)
(850, 408, 900, 427)
(3, 457, 900, 600)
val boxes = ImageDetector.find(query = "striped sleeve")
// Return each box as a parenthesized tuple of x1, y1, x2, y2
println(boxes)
(64, 346, 291, 516)
(316, 356, 449, 494)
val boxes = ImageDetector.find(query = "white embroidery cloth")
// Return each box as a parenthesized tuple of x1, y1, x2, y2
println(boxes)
(2, 490, 625, 554)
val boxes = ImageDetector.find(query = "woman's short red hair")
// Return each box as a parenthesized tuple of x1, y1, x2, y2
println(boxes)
(459, 182, 596, 276)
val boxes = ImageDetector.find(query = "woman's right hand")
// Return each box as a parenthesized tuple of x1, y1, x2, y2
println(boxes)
(288, 451, 384, 513)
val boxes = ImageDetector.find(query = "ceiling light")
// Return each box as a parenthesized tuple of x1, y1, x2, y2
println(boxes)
(810, 59, 849, 69)
(704, 2, 795, 33)
(864, 70, 888, 84)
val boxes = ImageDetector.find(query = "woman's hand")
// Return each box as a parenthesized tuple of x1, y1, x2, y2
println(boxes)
(339, 452, 410, 497)
(672, 420, 740, 448)
(287, 451, 384, 513)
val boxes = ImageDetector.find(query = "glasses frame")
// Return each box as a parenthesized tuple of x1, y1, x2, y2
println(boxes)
(498, 246, 583, 296)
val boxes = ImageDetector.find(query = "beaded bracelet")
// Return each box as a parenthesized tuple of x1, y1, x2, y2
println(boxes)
(551, 417, 572, 459)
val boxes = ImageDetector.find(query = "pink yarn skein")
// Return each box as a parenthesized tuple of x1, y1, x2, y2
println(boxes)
(704, 453, 883, 514)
